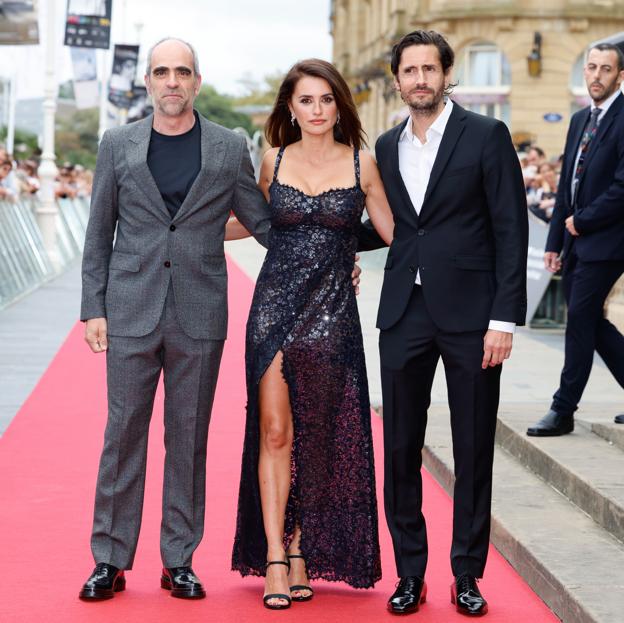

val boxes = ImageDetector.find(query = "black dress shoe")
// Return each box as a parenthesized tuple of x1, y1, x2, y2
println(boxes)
(387, 576, 427, 614)
(451, 574, 488, 616)
(526, 410, 574, 437)
(79, 563, 125, 601)
(161, 566, 206, 599)
(615, 414, 624, 424)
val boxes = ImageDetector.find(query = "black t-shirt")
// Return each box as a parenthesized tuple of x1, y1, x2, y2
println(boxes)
(147, 112, 201, 218)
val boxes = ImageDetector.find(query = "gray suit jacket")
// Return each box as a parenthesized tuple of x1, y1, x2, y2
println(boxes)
(81, 112, 270, 340)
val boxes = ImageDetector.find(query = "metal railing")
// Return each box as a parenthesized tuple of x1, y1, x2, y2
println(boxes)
(0, 196, 90, 310)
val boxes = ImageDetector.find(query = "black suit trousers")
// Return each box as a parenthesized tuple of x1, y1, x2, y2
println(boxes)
(379, 286, 501, 579)
(551, 247, 624, 415)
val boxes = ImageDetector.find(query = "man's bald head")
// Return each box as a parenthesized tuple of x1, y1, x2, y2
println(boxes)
(145, 38, 202, 120)
(146, 37, 200, 77)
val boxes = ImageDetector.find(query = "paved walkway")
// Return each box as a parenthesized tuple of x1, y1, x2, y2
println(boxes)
(0, 262, 82, 435)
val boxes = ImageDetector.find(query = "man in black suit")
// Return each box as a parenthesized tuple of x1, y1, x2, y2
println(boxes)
(360, 30, 527, 616)
(527, 43, 624, 437)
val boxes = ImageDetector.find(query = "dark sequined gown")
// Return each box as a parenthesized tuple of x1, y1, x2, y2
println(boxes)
(232, 147, 381, 589)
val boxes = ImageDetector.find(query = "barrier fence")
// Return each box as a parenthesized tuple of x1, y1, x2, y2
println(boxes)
(0, 197, 90, 310)
(0, 196, 572, 327)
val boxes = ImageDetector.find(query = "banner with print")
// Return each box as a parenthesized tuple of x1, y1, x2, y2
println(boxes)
(71, 46, 99, 109)
(64, 0, 112, 49)
(0, 0, 39, 45)
(108, 43, 138, 109)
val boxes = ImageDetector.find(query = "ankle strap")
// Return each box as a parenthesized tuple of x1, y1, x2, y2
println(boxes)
(287, 554, 304, 560)
(266, 560, 290, 569)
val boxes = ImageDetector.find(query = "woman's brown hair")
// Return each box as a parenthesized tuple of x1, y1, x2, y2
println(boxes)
(265, 58, 366, 150)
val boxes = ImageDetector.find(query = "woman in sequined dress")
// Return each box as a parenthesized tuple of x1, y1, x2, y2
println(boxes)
(228, 59, 394, 609)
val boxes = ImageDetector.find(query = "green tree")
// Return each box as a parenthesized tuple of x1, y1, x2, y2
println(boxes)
(58, 80, 75, 100)
(55, 108, 99, 169)
(193, 85, 255, 134)
(0, 126, 39, 159)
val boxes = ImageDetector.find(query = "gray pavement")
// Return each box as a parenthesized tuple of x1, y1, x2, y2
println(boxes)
(0, 261, 82, 435)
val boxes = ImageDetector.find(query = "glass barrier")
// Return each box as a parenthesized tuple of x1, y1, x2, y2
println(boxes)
(0, 197, 90, 310)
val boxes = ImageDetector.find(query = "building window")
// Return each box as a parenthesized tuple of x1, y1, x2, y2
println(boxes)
(453, 42, 511, 126)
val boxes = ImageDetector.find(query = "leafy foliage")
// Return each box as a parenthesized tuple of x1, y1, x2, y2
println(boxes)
(193, 85, 255, 134)
(55, 108, 99, 169)
(0, 126, 39, 159)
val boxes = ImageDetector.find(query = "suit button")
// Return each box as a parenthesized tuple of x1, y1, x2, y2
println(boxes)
(164, 261, 171, 268)
(409, 266, 416, 273)
(417, 229, 426, 236)
(169, 225, 176, 231)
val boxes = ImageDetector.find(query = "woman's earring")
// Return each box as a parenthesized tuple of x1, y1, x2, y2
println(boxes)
(336, 113, 341, 125)
(290, 112, 296, 126)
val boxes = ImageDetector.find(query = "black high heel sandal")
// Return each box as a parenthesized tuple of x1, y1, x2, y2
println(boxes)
(263, 560, 292, 610)
(287, 554, 314, 602)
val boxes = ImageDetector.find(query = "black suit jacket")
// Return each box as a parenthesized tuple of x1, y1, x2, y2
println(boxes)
(368, 102, 528, 332)
(546, 92, 624, 262)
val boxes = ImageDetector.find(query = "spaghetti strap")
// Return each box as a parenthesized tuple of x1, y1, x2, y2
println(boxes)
(273, 146, 286, 182)
(353, 148, 361, 188)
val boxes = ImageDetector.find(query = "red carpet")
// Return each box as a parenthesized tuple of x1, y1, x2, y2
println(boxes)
(0, 257, 558, 622)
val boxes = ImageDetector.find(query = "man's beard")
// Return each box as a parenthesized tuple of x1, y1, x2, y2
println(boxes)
(156, 94, 190, 117)
(403, 84, 445, 116)
(589, 75, 620, 104)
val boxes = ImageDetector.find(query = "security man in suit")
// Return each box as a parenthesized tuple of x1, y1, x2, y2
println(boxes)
(528, 43, 624, 436)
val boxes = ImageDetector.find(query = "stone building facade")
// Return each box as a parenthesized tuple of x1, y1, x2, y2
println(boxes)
(331, 0, 624, 330)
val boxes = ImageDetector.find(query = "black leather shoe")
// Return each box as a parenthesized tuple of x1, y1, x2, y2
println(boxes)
(161, 566, 206, 599)
(79, 563, 125, 601)
(451, 574, 488, 616)
(387, 576, 427, 614)
(526, 410, 574, 436)
(615, 414, 624, 424)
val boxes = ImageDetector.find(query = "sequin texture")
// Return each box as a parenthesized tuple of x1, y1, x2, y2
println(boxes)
(231, 147, 382, 588)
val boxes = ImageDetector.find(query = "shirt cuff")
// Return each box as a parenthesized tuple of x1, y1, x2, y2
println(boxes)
(488, 320, 516, 334)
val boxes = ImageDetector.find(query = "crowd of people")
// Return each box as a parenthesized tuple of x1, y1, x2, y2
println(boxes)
(1, 131, 560, 223)
(519, 144, 561, 223)
(0, 146, 93, 202)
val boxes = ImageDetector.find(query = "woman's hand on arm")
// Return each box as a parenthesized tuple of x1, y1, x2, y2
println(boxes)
(360, 151, 394, 246)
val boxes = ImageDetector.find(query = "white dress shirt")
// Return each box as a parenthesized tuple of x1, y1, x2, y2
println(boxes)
(398, 99, 515, 334)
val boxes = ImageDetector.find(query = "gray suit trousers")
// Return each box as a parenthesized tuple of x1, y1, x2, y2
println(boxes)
(90, 286, 224, 569)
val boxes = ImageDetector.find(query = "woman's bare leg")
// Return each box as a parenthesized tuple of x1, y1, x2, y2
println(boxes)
(258, 352, 293, 607)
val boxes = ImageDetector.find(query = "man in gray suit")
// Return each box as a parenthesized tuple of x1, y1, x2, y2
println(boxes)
(78, 38, 270, 601)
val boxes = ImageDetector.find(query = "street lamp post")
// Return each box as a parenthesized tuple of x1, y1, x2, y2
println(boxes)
(98, 47, 110, 141)
(36, 0, 60, 269)
(6, 70, 16, 157)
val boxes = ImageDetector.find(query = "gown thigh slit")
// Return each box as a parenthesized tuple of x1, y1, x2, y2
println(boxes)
(232, 147, 382, 589)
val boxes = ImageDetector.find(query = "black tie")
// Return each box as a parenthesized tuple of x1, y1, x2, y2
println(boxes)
(572, 107, 601, 207)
